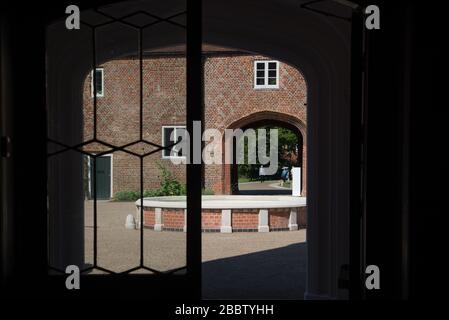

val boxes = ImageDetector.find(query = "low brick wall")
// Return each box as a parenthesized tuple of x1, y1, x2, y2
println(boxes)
(201, 210, 222, 231)
(297, 206, 307, 228)
(269, 208, 290, 230)
(231, 209, 259, 231)
(143, 209, 155, 227)
(142, 206, 307, 232)
(163, 209, 185, 230)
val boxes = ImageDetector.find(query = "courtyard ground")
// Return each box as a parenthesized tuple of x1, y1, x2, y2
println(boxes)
(84, 200, 306, 299)
(238, 180, 292, 195)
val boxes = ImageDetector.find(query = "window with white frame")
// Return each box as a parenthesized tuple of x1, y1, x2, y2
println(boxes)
(254, 60, 279, 89)
(162, 126, 187, 158)
(91, 68, 104, 97)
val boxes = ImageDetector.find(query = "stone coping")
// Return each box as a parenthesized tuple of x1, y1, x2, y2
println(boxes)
(135, 195, 307, 209)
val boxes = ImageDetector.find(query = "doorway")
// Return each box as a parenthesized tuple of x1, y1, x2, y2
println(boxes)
(89, 155, 112, 200)
(21, 0, 354, 299)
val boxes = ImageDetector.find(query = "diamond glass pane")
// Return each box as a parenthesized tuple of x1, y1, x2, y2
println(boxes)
(94, 22, 140, 147)
(143, 153, 186, 272)
(46, 2, 187, 276)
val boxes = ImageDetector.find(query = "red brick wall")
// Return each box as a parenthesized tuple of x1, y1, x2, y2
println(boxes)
(203, 54, 307, 195)
(298, 207, 307, 228)
(142, 206, 307, 231)
(143, 209, 155, 227)
(201, 210, 221, 230)
(269, 208, 290, 229)
(163, 209, 184, 229)
(231, 209, 259, 230)
(82, 50, 307, 196)
(83, 56, 186, 194)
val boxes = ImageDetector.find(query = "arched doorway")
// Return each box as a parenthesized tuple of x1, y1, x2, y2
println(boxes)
(222, 111, 307, 196)
(42, 0, 352, 300)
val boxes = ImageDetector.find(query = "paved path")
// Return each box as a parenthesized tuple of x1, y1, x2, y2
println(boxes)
(238, 180, 292, 195)
(202, 231, 306, 300)
(84, 200, 306, 299)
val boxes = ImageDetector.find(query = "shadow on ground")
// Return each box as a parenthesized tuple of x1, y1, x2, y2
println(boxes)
(202, 242, 306, 300)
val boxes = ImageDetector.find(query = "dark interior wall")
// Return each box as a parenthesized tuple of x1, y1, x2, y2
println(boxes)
(0, 9, 15, 285)
(403, 3, 446, 300)
(363, 0, 408, 299)
(1, 0, 62, 295)
(1, 4, 49, 295)
(362, 0, 446, 299)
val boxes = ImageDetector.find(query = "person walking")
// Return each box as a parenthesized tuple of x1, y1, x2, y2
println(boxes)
(281, 166, 289, 186)
(259, 165, 266, 183)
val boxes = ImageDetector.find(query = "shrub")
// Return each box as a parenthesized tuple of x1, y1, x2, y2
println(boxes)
(115, 165, 216, 200)
(114, 190, 140, 201)
(157, 164, 186, 196)
(201, 188, 215, 195)
(134, 164, 188, 199)
(143, 189, 162, 197)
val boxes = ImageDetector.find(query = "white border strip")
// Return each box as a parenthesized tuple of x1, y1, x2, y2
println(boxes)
(136, 195, 306, 209)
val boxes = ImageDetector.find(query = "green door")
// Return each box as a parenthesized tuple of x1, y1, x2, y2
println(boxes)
(92, 156, 111, 199)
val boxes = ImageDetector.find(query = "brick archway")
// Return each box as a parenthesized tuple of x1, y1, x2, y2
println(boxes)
(222, 111, 307, 196)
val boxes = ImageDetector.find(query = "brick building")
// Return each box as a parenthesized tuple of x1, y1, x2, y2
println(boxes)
(82, 45, 307, 199)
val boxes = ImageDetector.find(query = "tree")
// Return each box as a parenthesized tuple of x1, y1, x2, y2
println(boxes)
(237, 125, 299, 180)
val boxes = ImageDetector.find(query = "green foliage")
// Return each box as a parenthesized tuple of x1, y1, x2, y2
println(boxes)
(114, 190, 140, 201)
(237, 125, 300, 180)
(237, 177, 251, 183)
(143, 189, 163, 197)
(157, 163, 186, 196)
(283, 181, 292, 189)
(201, 188, 215, 195)
(114, 163, 188, 201)
(113, 163, 217, 201)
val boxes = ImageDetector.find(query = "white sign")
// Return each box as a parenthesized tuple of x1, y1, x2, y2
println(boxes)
(291, 167, 301, 197)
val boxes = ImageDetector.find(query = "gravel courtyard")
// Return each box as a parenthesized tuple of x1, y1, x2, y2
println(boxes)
(84, 200, 306, 299)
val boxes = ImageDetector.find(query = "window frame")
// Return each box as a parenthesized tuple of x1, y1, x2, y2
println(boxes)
(90, 68, 104, 98)
(162, 125, 187, 159)
(253, 60, 280, 89)
(1, 0, 199, 300)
